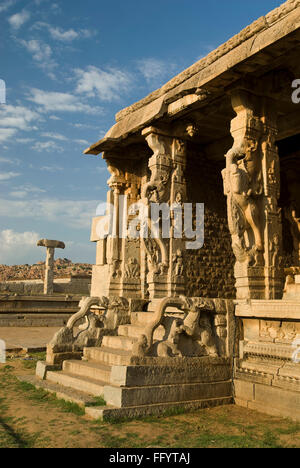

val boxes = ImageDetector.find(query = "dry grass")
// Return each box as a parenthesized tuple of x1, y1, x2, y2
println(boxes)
(0, 355, 299, 448)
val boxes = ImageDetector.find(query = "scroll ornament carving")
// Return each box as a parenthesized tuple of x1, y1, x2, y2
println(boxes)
(132, 297, 219, 358)
(49, 296, 108, 352)
(49, 296, 130, 355)
(106, 160, 126, 188)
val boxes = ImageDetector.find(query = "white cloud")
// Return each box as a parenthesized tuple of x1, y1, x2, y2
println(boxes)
(75, 66, 132, 101)
(31, 140, 63, 152)
(72, 123, 97, 130)
(0, 230, 39, 246)
(0, 156, 21, 165)
(41, 132, 68, 141)
(75, 139, 89, 146)
(40, 165, 63, 172)
(27, 88, 102, 114)
(0, 197, 100, 229)
(0, 229, 95, 265)
(0, 128, 17, 143)
(0, 0, 16, 14)
(0, 171, 20, 181)
(0, 229, 41, 265)
(8, 10, 30, 29)
(0, 105, 39, 142)
(15, 137, 34, 144)
(18, 39, 57, 77)
(0, 104, 39, 131)
(136, 58, 176, 83)
(20, 39, 52, 61)
(49, 26, 79, 41)
(10, 184, 46, 198)
(33, 22, 97, 42)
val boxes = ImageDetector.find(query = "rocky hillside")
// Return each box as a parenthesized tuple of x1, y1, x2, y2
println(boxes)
(0, 258, 92, 281)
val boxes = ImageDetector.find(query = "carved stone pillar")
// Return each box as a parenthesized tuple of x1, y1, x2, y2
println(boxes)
(223, 89, 283, 299)
(261, 98, 283, 298)
(168, 138, 187, 296)
(141, 127, 173, 299)
(120, 179, 142, 299)
(106, 159, 126, 296)
(44, 247, 55, 295)
(37, 239, 65, 295)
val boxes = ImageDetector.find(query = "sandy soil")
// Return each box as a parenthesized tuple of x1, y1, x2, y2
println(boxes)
(0, 356, 299, 448)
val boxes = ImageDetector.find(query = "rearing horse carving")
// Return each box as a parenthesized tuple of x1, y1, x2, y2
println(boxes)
(222, 138, 264, 266)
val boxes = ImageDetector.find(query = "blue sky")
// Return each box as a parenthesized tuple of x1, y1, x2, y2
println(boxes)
(0, 0, 283, 265)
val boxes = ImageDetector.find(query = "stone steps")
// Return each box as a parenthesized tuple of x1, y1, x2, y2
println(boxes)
(46, 370, 106, 396)
(20, 375, 233, 421)
(86, 396, 233, 421)
(118, 323, 165, 340)
(130, 311, 155, 325)
(103, 380, 232, 407)
(18, 375, 99, 407)
(30, 304, 233, 421)
(83, 346, 133, 366)
(63, 360, 111, 382)
(102, 335, 137, 351)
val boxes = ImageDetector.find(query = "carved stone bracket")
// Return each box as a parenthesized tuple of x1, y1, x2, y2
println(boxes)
(46, 295, 129, 365)
(132, 296, 222, 359)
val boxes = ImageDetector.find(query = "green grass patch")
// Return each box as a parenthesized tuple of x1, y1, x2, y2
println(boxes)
(16, 380, 84, 415)
(86, 396, 106, 407)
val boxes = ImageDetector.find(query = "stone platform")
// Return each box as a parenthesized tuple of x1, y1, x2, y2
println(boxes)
(0, 327, 61, 352)
(234, 297, 300, 422)
(27, 356, 232, 420)
(28, 297, 234, 420)
(0, 295, 82, 327)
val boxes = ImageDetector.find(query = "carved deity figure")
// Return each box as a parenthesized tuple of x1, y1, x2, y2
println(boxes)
(124, 257, 140, 279)
(222, 140, 264, 265)
(111, 259, 121, 278)
(172, 249, 184, 277)
(285, 203, 300, 266)
(269, 234, 280, 268)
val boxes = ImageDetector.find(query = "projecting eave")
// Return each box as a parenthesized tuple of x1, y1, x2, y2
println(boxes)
(84, 0, 300, 156)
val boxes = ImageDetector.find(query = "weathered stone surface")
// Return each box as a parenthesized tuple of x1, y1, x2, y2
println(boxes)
(85, 1, 300, 153)
(37, 239, 65, 295)
(31, 0, 300, 421)
(110, 360, 231, 387)
(36, 361, 61, 380)
(37, 239, 65, 249)
(235, 381, 300, 421)
(104, 380, 232, 407)
(85, 396, 233, 421)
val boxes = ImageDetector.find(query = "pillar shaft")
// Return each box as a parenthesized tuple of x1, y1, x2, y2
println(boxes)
(223, 89, 283, 300)
(44, 247, 54, 295)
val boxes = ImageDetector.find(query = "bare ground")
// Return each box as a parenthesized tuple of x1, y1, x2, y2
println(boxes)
(0, 354, 299, 449)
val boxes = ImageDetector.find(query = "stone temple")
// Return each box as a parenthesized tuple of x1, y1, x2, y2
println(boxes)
(29, 0, 300, 421)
